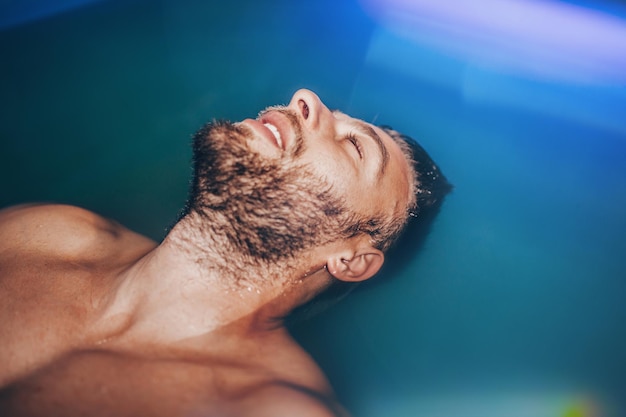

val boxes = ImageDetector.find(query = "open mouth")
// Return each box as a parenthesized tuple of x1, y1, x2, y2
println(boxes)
(238, 118, 285, 151)
(263, 122, 283, 149)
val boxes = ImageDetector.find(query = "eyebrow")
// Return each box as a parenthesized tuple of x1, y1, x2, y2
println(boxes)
(334, 110, 390, 179)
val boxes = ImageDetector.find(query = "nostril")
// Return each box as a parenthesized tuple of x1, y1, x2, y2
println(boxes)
(299, 99, 309, 120)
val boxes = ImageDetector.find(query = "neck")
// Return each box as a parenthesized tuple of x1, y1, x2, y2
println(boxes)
(99, 213, 330, 346)
(168, 212, 296, 292)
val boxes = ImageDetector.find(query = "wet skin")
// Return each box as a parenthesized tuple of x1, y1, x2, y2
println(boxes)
(0, 90, 412, 417)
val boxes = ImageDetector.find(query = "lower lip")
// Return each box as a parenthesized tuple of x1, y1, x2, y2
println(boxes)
(242, 118, 281, 149)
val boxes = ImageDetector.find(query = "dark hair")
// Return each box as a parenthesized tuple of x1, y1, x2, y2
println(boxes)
(382, 126, 452, 220)
(286, 128, 452, 325)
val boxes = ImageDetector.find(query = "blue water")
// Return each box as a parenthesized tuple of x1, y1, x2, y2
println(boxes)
(1, 0, 625, 415)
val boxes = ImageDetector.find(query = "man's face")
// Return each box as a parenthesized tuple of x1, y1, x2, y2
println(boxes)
(189, 89, 411, 267)
(239, 89, 412, 225)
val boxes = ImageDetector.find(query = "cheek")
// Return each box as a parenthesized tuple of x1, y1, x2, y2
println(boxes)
(299, 150, 356, 196)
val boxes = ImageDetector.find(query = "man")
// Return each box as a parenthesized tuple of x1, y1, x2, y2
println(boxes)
(0, 89, 449, 416)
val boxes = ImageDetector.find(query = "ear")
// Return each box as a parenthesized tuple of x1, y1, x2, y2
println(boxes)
(326, 246, 385, 283)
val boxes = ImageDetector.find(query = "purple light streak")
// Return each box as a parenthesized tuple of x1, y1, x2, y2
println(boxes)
(360, 0, 626, 84)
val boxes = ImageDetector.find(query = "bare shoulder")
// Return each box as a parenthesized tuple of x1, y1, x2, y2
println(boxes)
(234, 332, 350, 417)
(237, 382, 350, 417)
(0, 203, 156, 262)
(0, 202, 128, 241)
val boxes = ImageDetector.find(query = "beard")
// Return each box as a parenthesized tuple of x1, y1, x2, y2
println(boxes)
(184, 115, 352, 270)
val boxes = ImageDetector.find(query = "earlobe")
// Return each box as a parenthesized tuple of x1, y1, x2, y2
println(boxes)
(327, 249, 384, 283)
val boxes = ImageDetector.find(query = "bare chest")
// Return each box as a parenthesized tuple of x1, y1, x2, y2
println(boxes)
(0, 259, 119, 386)
(0, 350, 275, 417)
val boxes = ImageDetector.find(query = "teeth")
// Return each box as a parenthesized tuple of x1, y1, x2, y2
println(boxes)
(263, 123, 283, 149)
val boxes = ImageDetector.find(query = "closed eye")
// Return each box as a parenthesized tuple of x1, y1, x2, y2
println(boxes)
(347, 134, 363, 159)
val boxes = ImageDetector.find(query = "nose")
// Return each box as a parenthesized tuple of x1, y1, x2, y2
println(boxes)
(288, 89, 332, 131)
